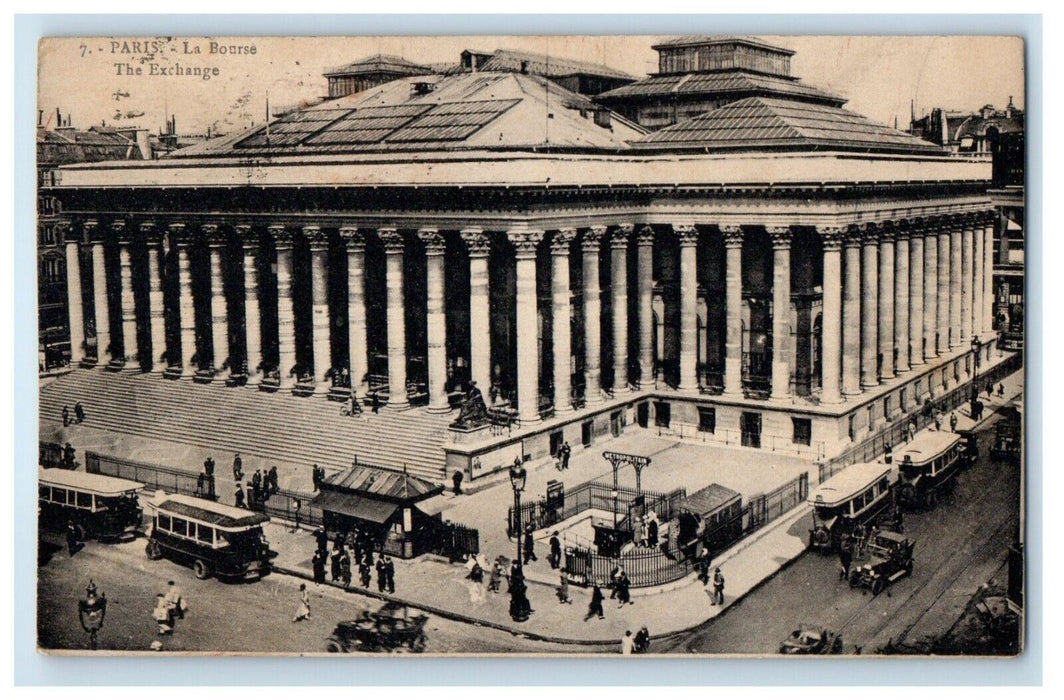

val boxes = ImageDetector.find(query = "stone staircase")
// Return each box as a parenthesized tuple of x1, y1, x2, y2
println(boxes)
(39, 369, 454, 483)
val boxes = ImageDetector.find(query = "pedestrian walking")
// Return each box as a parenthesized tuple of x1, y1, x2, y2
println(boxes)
(268, 466, 279, 495)
(452, 469, 463, 496)
(340, 549, 352, 588)
(312, 549, 326, 585)
(647, 512, 659, 548)
(585, 584, 605, 621)
(232, 453, 243, 482)
(252, 469, 263, 496)
(63, 442, 76, 470)
(998, 382, 1005, 397)
(556, 574, 572, 604)
(66, 520, 79, 557)
(549, 531, 562, 569)
(634, 626, 651, 654)
(314, 526, 328, 554)
(907, 418, 917, 443)
(292, 584, 311, 622)
(561, 441, 571, 470)
(62, 405, 69, 426)
(154, 593, 174, 635)
(949, 412, 958, 433)
(164, 580, 187, 620)
(358, 560, 372, 588)
(523, 524, 538, 564)
(621, 630, 635, 655)
(609, 563, 623, 599)
(371, 392, 381, 414)
(616, 571, 633, 607)
(712, 567, 726, 606)
(384, 555, 396, 593)
(291, 498, 301, 532)
(74, 401, 85, 424)
(839, 546, 853, 581)
(234, 485, 245, 509)
(331, 547, 343, 581)
(376, 556, 388, 592)
(489, 561, 503, 593)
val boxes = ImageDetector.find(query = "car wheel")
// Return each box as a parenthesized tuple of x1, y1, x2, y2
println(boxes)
(849, 572, 859, 588)
(872, 579, 885, 596)
(193, 559, 212, 580)
(325, 638, 344, 653)
(145, 540, 163, 560)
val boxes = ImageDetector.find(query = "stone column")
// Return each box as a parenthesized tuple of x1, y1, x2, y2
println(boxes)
(305, 226, 331, 391)
(461, 229, 492, 395)
(677, 224, 700, 393)
(419, 228, 450, 413)
(860, 225, 879, 389)
(510, 229, 545, 423)
(551, 229, 576, 413)
(936, 220, 951, 355)
(960, 216, 974, 344)
(142, 222, 167, 373)
(379, 228, 408, 409)
(878, 225, 896, 380)
(237, 225, 262, 385)
(923, 221, 939, 361)
(636, 225, 656, 389)
(610, 224, 632, 395)
(172, 224, 196, 377)
(949, 217, 963, 348)
(582, 226, 605, 404)
(909, 222, 925, 367)
(972, 215, 985, 338)
(61, 223, 85, 365)
(722, 225, 744, 396)
(270, 225, 297, 389)
(87, 221, 111, 366)
(894, 226, 910, 374)
(203, 224, 229, 377)
(340, 227, 367, 393)
(819, 227, 844, 404)
(115, 221, 139, 370)
(768, 226, 792, 399)
(983, 215, 995, 334)
(842, 228, 862, 396)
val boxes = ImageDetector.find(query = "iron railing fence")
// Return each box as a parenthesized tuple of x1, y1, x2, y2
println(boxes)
(507, 481, 686, 537)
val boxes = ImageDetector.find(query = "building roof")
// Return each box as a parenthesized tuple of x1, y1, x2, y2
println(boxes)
(809, 462, 894, 508)
(449, 48, 636, 82)
(321, 464, 443, 503)
(170, 72, 643, 157)
(597, 71, 845, 106)
(682, 483, 741, 516)
(651, 35, 796, 55)
(314, 490, 399, 524)
(147, 493, 270, 529)
(893, 430, 962, 464)
(37, 127, 141, 165)
(633, 97, 946, 155)
(323, 54, 432, 78)
(38, 467, 143, 496)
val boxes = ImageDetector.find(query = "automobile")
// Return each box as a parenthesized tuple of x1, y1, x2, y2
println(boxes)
(778, 623, 843, 655)
(325, 602, 429, 653)
(849, 530, 915, 595)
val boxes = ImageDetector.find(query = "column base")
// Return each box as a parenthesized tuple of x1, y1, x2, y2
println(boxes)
(880, 372, 896, 381)
(676, 384, 699, 395)
(860, 382, 880, 390)
(519, 413, 541, 425)
(820, 393, 844, 406)
(637, 380, 656, 391)
(770, 391, 791, 401)
(843, 389, 863, 399)
(427, 402, 452, 414)
(245, 373, 261, 388)
(386, 400, 410, 411)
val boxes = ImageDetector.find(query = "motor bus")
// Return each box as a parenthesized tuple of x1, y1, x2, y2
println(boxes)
(892, 430, 964, 509)
(808, 462, 895, 552)
(145, 493, 277, 580)
(38, 467, 144, 541)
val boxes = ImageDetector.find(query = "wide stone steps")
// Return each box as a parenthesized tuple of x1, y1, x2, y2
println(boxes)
(39, 369, 452, 483)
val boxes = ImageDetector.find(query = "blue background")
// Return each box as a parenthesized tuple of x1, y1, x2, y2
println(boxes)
(13, 12, 1043, 686)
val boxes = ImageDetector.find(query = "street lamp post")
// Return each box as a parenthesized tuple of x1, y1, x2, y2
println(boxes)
(970, 336, 983, 415)
(508, 460, 531, 622)
(78, 579, 107, 650)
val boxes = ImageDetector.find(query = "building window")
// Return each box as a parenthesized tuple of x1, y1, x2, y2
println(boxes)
(792, 418, 812, 446)
(698, 407, 716, 434)
(848, 414, 856, 442)
(954, 362, 961, 383)
(654, 401, 671, 428)
(900, 388, 908, 412)
(883, 396, 892, 420)
(867, 404, 875, 428)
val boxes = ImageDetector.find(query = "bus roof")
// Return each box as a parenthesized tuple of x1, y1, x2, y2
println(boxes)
(893, 430, 961, 465)
(39, 467, 143, 496)
(808, 462, 893, 508)
(147, 493, 270, 530)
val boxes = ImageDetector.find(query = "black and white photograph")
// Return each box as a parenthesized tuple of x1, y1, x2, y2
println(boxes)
(34, 31, 1026, 657)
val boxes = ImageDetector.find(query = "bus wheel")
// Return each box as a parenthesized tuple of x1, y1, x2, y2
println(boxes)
(73, 524, 86, 542)
(927, 490, 938, 509)
(145, 540, 163, 560)
(325, 638, 344, 653)
(872, 579, 885, 596)
(193, 559, 212, 580)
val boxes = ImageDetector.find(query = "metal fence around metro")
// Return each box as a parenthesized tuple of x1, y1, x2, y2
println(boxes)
(507, 481, 687, 537)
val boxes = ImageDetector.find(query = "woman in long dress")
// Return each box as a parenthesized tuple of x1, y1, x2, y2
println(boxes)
(292, 584, 311, 622)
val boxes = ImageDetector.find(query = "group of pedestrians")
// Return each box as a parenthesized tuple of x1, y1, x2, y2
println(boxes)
(152, 580, 188, 635)
(554, 441, 572, 471)
(60, 402, 85, 427)
(308, 527, 396, 594)
(621, 626, 651, 655)
(236, 466, 280, 510)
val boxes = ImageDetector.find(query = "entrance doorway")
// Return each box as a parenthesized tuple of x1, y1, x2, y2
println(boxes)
(741, 411, 762, 448)
(636, 402, 649, 428)
(654, 401, 671, 429)
(610, 410, 624, 438)
(581, 419, 593, 447)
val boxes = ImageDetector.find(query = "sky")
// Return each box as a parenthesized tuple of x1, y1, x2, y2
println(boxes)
(37, 34, 1025, 136)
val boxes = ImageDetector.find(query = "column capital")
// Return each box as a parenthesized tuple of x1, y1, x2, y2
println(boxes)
(720, 224, 744, 248)
(858, 222, 880, 245)
(234, 224, 258, 249)
(930, 215, 953, 235)
(674, 224, 698, 246)
(507, 228, 544, 257)
(963, 211, 983, 230)
(582, 225, 607, 252)
(141, 221, 165, 245)
(980, 209, 998, 226)
(111, 219, 130, 243)
(892, 221, 911, 241)
(609, 225, 631, 250)
(767, 225, 792, 249)
(378, 227, 405, 253)
(201, 223, 227, 247)
(55, 220, 72, 242)
(551, 228, 576, 255)
(460, 228, 490, 257)
(913, 216, 938, 237)
(303, 225, 328, 249)
(636, 225, 656, 246)
(844, 225, 864, 248)
(83, 219, 100, 241)
(268, 223, 295, 248)
(167, 222, 188, 245)
(418, 228, 446, 254)
(817, 225, 846, 251)
(877, 223, 897, 243)
(339, 226, 366, 252)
